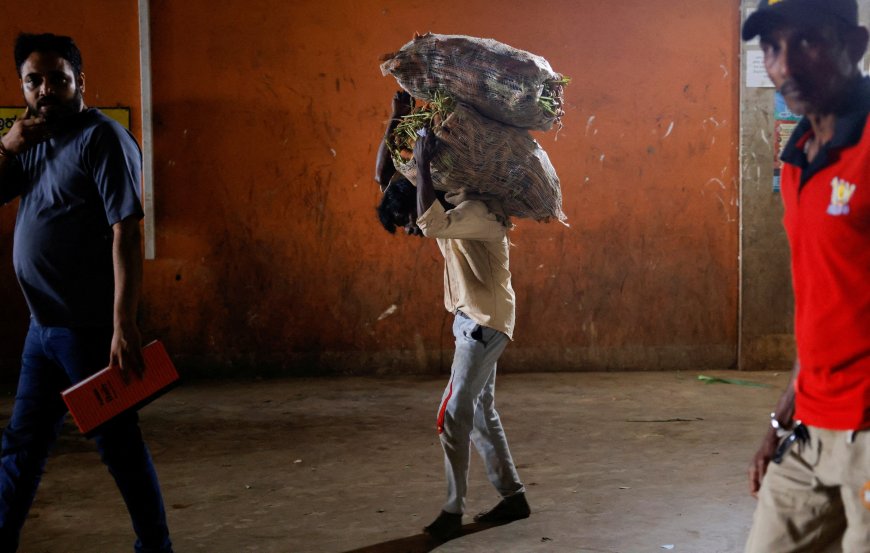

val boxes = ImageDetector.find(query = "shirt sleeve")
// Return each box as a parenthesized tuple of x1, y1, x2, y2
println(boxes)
(417, 200, 507, 242)
(84, 120, 144, 225)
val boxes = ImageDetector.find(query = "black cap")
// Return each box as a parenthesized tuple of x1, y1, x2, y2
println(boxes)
(742, 0, 859, 41)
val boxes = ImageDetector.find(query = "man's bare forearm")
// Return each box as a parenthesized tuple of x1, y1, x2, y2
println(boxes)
(772, 359, 799, 426)
(417, 163, 436, 217)
(375, 119, 401, 187)
(112, 217, 143, 329)
(0, 140, 23, 204)
(0, 112, 53, 203)
(376, 92, 413, 187)
(415, 130, 438, 217)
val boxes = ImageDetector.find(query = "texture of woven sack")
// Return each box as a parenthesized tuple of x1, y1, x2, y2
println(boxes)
(392, 102, 565, 223)
(380, 33, 566, 131)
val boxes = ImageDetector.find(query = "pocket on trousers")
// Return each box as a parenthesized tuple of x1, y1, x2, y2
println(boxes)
(464, 324, 494, 347)
(456, 312, 495, 346)
(457, 315, 483, 343)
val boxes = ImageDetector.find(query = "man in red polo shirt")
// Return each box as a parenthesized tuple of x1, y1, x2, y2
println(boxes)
(742, 0, 870, 550)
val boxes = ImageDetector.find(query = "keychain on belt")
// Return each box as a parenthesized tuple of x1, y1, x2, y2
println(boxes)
(770, 412, 809, 464)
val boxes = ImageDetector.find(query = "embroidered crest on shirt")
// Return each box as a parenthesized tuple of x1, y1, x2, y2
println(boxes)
(827, 177, 857, 216)
(863, 481, 870, 511)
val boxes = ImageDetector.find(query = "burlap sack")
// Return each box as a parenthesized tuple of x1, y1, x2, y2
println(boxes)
(380, 33, 566, 131)
(393, 102, 565, 223)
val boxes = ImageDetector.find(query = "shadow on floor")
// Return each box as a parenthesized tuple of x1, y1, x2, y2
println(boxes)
(341, 522, 493, 553)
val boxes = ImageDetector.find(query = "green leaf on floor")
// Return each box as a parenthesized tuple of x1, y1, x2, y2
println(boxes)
(697, 375, 771, 388)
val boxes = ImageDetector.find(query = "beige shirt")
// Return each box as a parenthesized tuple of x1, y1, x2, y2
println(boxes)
(417, 200, 515, 339)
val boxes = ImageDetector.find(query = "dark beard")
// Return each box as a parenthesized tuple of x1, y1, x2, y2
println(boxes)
(31, 87, 84, 126)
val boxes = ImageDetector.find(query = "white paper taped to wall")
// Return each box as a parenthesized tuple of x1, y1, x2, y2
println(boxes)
(746, 50, 775, 88)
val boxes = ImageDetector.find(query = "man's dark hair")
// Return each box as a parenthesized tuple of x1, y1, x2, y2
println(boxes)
(14, 33, 83, 76)
(377, 177, 416, 234)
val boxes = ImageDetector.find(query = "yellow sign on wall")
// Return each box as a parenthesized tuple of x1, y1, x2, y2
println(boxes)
(0, 107, 131, 136)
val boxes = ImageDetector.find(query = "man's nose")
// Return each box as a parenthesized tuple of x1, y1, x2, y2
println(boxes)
(774, 44, 794, 80)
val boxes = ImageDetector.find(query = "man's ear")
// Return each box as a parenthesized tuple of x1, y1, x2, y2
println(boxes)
(78, 72, 86, 94)
(847, 26, 869, 65)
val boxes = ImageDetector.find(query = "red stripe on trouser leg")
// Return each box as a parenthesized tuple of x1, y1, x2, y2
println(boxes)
(437, 377, 454, 434)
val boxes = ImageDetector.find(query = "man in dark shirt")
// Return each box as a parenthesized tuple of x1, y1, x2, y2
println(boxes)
(0, 33, 172, 553)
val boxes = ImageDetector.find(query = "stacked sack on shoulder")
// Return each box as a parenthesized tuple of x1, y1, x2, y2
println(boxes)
(380, 33, 569, 223)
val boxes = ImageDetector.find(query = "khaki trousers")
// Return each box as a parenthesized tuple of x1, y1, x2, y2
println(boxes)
(745, 426, 870, 553)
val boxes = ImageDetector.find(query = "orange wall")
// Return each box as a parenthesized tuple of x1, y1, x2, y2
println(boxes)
(0, 0, 739, 375)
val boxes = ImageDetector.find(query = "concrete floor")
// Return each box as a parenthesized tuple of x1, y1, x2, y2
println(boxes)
(1, 370, 789, 553)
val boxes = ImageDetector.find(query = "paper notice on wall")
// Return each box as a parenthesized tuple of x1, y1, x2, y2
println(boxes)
(746, 50, 774, 88)
(773, 92, 801, 193)
(0, 108, 20, 136)
(0, 107, 131, 136)
(102, 108, 131, 130)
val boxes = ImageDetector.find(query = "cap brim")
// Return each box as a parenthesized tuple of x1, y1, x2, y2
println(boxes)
(742, 11, 782, 41)
(742, 5, 848, 41)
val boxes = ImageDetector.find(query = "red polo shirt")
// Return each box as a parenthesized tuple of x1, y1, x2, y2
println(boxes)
(780, 77, 870, 431)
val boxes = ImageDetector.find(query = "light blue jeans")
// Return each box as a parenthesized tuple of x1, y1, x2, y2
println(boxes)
(437, 311, 524, 514)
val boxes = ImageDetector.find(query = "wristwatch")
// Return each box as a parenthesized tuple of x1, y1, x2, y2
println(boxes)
(770, 412, 791, 438)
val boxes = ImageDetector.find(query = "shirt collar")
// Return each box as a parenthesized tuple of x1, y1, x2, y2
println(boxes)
(781, 76, 870, 168)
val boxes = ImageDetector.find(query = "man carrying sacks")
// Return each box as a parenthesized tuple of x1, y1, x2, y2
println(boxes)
(376, 94, 530, 542)
(375, 34, 568, 543)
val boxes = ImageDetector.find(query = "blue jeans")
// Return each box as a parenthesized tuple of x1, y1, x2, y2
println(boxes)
(437, 312, 524, 514)
(0, 320, 172, 553)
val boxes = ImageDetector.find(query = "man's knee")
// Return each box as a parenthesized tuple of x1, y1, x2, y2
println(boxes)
(0, 420, 57, 463)
(439, 408, 475, 441)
